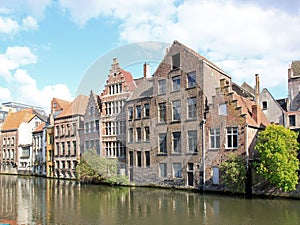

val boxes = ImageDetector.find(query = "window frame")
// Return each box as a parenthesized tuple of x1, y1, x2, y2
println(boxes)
(172, 75, 181, 91)
(159, 133, 167, 154)
(173, 163, 182, 178)
(188, 130, 198, 153)
(172, 132, 181, 153)
(226, 127, 238, 149)
(210, 128, 220, 149)
(172, 100, 181, 121)
(187, 97, 197, 119)
(187, 71, 196, 88)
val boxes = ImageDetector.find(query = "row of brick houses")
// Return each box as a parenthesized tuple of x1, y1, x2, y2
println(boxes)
(0, 40, 298, 190)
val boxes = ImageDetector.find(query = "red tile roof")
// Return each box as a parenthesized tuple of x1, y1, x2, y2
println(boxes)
(1, 108, 35, 131)
(33, 122, 45, 133)
(56, 95, 89, 118)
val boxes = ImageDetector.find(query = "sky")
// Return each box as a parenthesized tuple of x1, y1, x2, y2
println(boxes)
(0, 0, 300, 113)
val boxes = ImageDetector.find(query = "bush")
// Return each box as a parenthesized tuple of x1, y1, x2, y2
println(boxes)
(220, 153, 246, 193)
(255, 125, 299, 192)
(76, 149, 129, 185)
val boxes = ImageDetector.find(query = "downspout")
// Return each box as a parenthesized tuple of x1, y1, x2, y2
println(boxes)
(201, 118, 206, 188)
(245, 124, 249, 170)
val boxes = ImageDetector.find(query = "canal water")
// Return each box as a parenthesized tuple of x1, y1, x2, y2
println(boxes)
(0, 175, 300, 225)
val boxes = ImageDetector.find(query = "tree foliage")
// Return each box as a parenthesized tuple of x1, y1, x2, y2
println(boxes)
(76, 149, 129, 185)
(255, 125, 299, 192)
(220, 153, 246, 193)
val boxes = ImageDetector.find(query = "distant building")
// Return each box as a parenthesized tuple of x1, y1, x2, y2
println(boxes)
(0, 108, 44, 174)
(82, 91, 101, 154)
(260, 88, 286, 126)
(53, 95, 89, 179)
(99, 58, 136, 174)
(32, 122, 46, 176)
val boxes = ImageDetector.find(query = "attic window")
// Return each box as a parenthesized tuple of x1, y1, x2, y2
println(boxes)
(218, 103, 227, 115)
(53, 103, 57, 108)
(262, 101, 268, 110)
(172, 53, 180, 70)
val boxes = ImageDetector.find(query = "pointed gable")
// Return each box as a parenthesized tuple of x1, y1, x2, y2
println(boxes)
(51, 97, 71, 114)
(56, 95, 89, 119)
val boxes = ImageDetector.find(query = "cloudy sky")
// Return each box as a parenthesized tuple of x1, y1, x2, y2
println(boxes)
(1, 0, 300, 112)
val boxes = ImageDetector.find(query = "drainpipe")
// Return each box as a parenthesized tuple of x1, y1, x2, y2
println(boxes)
(245, 124, 249, 170)
(201, 118, 206, 188)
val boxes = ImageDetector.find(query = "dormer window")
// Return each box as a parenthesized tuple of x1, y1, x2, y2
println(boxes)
(262, 101, 268, 110)
(172, 53, 180, 70)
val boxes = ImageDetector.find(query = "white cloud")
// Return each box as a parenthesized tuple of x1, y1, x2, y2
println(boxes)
(0, 46, 72, 113)
(11, 69, 72, 113)
(22, 16, 38, 31)
(58, 0, 300, 98)
(0, 46, 37, 81)
(0, 87, 12, 101)
(0, 16, 19, 34)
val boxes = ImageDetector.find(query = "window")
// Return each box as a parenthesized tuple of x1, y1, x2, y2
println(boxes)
(145, 151, 150, 167)
(172, 100, 181, 121)
(89, 106, 94, 116)
(262, 101, 268, 110)
(188, 130, 197, 152)
(159, 163, 167, 177)
(289, 115, 296, 126)
(172, 132, 181, 153)
(137, 152, 142, 167)
(85, 141, 89, 150)
(128, 128, 133, 143)
(226, 127, 238, 148)
(55, 143, 59, 156)
(188, 97, 197, 119)
(72, 123, 77, 136)
(158, 103, 166, 123)
(90, 121, 94, 132)
(85, 123, 89, 133)
(158, 79, 166, 94)
(128, 107, 133, 120)
(136, 128, 141, 142)
(187, 71, 196, 88)
(144, 103, 150, 117)
(210, 128, 220, 149)
(73, 141, 77, 156)
(172, 76, 181, 91)
(136, 105, 141, 119)
(67, 142, 71, 155)
(172, 53, 180, 70)
(144, 126, 150, 142)
(61, 143, 65, 156)
(95, 120, 100, 132)
(159, 133, 167, 154)
(129, 152, 134, 167)
(219, 103, 227, 115)
(173, 163, 182, 178)
(53, 103, 57, 108)
(96, 140, 100, 155)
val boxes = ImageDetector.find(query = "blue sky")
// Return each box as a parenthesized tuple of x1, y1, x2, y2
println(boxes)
(1, 0, 300, 112)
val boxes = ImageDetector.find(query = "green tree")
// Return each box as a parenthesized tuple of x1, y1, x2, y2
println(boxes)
(76, 149, 129, 185)
(220, 153, 246, 193)
(255, 125, 299, 192)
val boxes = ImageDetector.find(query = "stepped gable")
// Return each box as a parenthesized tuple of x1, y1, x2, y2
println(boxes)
(2, 108, 35, 131)
(56, 95, 89, 118)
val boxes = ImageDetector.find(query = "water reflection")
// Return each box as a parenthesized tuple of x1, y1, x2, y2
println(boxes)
(0, 175, 300, 225)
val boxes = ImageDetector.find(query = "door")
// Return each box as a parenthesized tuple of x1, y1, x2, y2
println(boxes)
(212, 167, 219, 185)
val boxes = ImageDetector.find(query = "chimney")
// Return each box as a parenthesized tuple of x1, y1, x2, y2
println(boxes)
(288, 63, 293, 80)
(143, 63, 151, 78)
(255, 74, 260, 105)
(253, 74, 261, 125)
